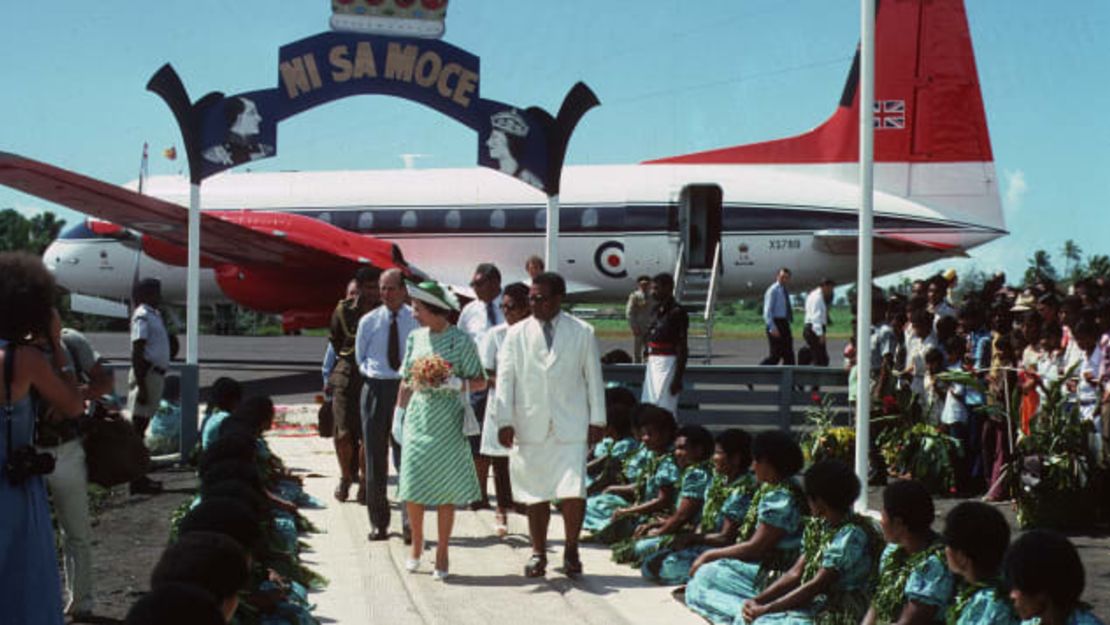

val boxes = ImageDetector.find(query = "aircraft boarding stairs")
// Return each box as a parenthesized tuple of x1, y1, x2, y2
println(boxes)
(673, 242, 722, 364)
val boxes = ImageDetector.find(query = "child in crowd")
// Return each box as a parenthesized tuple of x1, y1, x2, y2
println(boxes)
(939, 336, 972, 492)
(740, 460, 884, 625)
(922, 347, 947, 424)
(1005, 529, 1106, 625)
(146, 375, 182, 455)
(613, 425, 714, 566)
(684, 431, 806, 625)
(862, 479, 955, 625)
(942, 502, 1019, 625)
(641, 428, 757, 585)
(584, 404, 678, 544)
(1074, 320, 1103, 457)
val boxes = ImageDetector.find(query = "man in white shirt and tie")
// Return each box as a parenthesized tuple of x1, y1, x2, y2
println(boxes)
(760, 267, 795, 365)
(355, 268, 418, 542)
(494, 272, 606, 579)
(803, 278, 835, 367)
(457, 263, 506, 510)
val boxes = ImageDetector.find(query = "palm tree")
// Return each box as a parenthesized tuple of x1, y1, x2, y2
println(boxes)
(1086, 254, 1110, 279)
(1061, 240, 1083, 281)
(1024, 249, 1058, 286)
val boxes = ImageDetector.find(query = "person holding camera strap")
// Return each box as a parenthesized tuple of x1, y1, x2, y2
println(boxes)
(0, 252, 85, 625)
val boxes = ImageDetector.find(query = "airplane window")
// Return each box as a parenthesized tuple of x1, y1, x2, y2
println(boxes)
(401, 210, 418, 230)
(581, 207, 599, 229)
(534, 209, 546, 230)
(490, 209, 506, 230)
(445, 210, 461, 229)
(357, 211, 374, 231)
(318, 212, 333, 224)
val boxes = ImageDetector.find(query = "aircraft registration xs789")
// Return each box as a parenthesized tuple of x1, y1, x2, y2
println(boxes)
(0, 0, 1003, 331)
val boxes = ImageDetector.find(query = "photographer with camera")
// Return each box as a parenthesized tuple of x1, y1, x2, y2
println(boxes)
(0, 252, 85, 625)
(32, 314, 113, 621)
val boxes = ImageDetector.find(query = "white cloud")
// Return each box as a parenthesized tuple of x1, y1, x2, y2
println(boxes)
(1003, 169, 1028, 213)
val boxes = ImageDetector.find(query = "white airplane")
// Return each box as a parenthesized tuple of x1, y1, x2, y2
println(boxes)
(1, 0, 1003, 332)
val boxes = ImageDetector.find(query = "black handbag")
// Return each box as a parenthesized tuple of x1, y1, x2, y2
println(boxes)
(83, 402, 149, 487)
(317, 400, 334, 439)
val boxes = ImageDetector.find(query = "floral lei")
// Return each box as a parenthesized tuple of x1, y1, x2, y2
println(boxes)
(945, 578, 1007, 625)
(737, 479, 807, 542)
(872, 535, 946, 623)
(699, 472, 756, 534)
(799, 513, 884, 584)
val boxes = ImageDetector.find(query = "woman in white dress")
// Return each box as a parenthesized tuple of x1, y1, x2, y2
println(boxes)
(477, 282, 531, 535)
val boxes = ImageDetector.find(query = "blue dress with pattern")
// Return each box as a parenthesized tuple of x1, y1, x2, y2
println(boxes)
(586, 436, 639, 489)
(584, 448, 678, 542)
(878, 542, 956, 622)
(952, 586, 1020, 625)
(684, 482, 805, 624)
(0, 343, 65, 624)
(641, 471, 757, 585)
(619, 461, 712, 564)
(749, 518, 881, 625)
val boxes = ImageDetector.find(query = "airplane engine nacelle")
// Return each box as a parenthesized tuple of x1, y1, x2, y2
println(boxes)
(214, 264, 345, 314)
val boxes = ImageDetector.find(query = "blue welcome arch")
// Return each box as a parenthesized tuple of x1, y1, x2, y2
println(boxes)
(148, 31, 598, 195)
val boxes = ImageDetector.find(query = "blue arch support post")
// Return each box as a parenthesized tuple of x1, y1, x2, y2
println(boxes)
(145, 30, 598, 456)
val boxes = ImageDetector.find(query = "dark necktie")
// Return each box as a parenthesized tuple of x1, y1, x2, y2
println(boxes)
(486, 300, 497, 327)
(388, 311, 401, 371)
(543, 320, 554, 351)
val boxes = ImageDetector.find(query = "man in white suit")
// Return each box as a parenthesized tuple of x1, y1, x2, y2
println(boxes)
(494, 272, 606, 578)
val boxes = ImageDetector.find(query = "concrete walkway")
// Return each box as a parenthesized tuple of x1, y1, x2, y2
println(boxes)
(268, 409, 706, 625)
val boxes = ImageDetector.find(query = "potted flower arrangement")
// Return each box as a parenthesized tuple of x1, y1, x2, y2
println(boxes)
(874, 387, 961, 494)
(800, 394, 855, 465)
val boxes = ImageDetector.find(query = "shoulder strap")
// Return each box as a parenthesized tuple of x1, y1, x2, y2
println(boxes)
(3, 343, 14, 413)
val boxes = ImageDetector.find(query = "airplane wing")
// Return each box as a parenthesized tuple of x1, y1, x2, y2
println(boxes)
(811, 229, 965, 256)
(0, 151, 405, 273)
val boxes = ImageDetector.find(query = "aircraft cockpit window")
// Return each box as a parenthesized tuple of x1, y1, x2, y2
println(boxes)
(580, 207, 599, 229)
(490, 209, 506, 230)
(444, 210, 461, 230)
(401, 210, 418, 230)
(357, 211, 374, 232)
(534, 209, 546, 230)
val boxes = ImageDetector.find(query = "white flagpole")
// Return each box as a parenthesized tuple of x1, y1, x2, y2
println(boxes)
(179, 182, 201, 454)
(545, 193, 560, 272)
(854, 0, 876, 512)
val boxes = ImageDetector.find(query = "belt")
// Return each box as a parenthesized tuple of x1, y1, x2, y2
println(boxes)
(151, 366, 167, 376)
(647, 342, 677, 356)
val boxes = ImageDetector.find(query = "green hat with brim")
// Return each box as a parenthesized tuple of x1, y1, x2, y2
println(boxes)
(407, 280, 460, 312)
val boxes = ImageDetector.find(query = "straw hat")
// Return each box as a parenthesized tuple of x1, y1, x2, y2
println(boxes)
(1011, 291, 1036, 312)
(407, 280, 460, 312)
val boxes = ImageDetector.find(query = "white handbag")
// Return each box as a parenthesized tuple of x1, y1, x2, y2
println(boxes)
(461, 380, 481, 437)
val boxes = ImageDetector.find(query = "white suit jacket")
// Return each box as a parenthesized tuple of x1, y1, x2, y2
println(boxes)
(492, 312, 606, 444)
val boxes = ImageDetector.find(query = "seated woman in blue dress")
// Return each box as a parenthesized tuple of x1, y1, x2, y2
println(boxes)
(199, 376, 242, 451)
(586, 392, 639, 493)
(741, 460, 884, 625)
(684, 430, 807, 625)
(1004, 529, 1106, 625)
(942, 502, 1020, 625)
(863, 479, 955, 625)
(642, 428, 758, 586)
(613, 424, 714, 566)
(584, 404, 678, 543)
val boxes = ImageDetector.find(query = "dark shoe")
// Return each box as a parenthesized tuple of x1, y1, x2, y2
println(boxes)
(334, 479, 352, 502)
(468, 499, 492, 511)
(367, 528, 389, 542)
(129, 476, 163, 495)
(402, 526, 412, 545)
(562, 552, 583, 578)
(524, 553, 547, 578)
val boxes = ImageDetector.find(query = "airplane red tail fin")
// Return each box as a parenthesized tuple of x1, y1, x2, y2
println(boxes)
(645, 0, 992, 165)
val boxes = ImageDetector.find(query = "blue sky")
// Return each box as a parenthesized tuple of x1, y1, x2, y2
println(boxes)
(2, 1, 1107, 287)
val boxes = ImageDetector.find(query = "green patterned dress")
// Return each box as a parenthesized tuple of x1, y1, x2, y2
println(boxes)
(684, 481, 807, 624)
(584, 450, 679, 543)
(641, 471, 758, 585)
(396, 326, 483, 506)
(612, 459, 713, 565)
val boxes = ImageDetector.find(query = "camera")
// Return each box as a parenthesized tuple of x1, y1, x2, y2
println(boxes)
(4, 445, 55, 486)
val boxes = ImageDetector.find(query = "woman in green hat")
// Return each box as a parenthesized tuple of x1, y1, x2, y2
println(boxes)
(396, 280, 486, 581)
